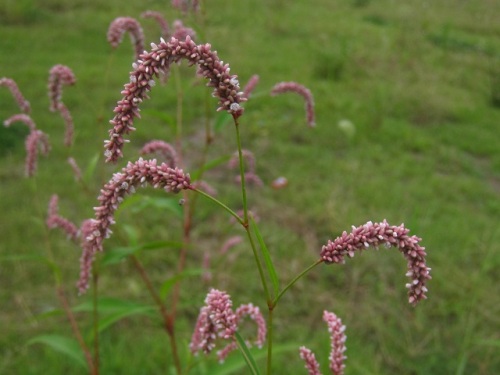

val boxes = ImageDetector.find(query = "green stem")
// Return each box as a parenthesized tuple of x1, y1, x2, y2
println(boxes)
(233, 118, 249, 224)
(272, 258, 323, 307)
(266, 308, 274, 375)
(193, 188, 244, 225)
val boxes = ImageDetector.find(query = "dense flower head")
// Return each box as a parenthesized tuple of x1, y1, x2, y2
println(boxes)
(107, 17, 145, 60)
(270, 81, 316, 127)
(0, 77, 31, 113)
(78, 158, 192, 293)
(104, 35, 245, 162)
(48, 65, 76, 112)
(320, 220, 431, 306)
(4, 113, 36, 132)
(323, 310, 347, 375)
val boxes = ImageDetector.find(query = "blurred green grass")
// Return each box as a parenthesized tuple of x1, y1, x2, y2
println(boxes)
(1, 0, 499, 374)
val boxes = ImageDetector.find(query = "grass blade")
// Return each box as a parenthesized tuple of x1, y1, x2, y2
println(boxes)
(27, 334, 87, 368)
(234, 331, 261, 375)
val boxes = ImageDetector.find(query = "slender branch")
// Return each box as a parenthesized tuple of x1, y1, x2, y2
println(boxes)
(193, 188, 244, 225)
(233, 118, 249, 225)
(92, 273, 100, 373)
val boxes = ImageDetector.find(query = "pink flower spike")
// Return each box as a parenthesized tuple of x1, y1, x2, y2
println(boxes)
(140, 140, 179, 167)
(320, 220, 431, 306)
(107, 17, 145, 61)
(57, 103, 74, 146)
(141, 11, 170, 38)
(48, 65, 76, 112)
(46, 194, 79, 241)
(299, 346, 322, 375)
(0, 77, 31, 113)
(4, 113, 36, 132)
(323, 311, 347, 375)
(24, 129, 50, 177)
(67, 157, 82, 181)
(171, 20, 196, 41)
(242, 74, 260, 99)
(189, 289, 237, 355)
(271, 81, 316, 127)
(77, 219, 96, 294)
(219, 236, 243, 255)
(104, 36, 245, 163)
(78, 158, 192, 293)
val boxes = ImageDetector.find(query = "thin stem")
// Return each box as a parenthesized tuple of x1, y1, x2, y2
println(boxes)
(233, 118, 249, 224)
(130, 255, 181, 375)
(193, 188, 244, 225)
(273, 258, 323, 307)
(266, 308, 274, 375)
(57, 287, 97, 375)
(92, 272, 100, 373)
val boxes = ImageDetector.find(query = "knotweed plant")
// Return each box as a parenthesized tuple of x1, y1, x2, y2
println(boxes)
(3, 6, 431, 375)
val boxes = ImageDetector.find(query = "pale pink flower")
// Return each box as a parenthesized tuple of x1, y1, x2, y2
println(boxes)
(46, 194, 79, 241)
(190, 289, 237, 355)
(0, 77, 30, 113)
(171, 20, 196, 41)
(104, 35, 245, 162)
(57, 102, 74, 146)
(219, 236, 243, 255)
(4, 113, 36, 132)
(78, 158, 192, 293)
(141, 11, 170, 38)
(48, 65, 76, 112)
(67, 157, 82, 181)
(320, 220, 431, 306)
(323, 311, 347, 375)
(140, 140, 179, 167)
(25, 129, 50, 177)
(77, 219, 96, 294)
(242, 74, 260, 99)
(271, 81, 316, 127)
(107, 17, 145, 61)
(299, 346, 322, 375)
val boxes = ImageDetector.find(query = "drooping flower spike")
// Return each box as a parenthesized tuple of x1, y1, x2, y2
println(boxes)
(67, 157, 82, 182)
(46, 194, 79, 241)
(271, 81, 316, 127)
(78, 158, 192, 293)
(141, 11, 170, 39)
(299, 346, 322, 375)
(104, 35, 245, 163)
(4, 113, 36, 132)
(0, 77, 31, 113)
(25, 129, 50, 177)
(48, 65, 76, 146)
(140, 140, 179, 167)
(107, 17, 145, 61)
(320, 220, 431, 306)
(242, 74, 260, 99)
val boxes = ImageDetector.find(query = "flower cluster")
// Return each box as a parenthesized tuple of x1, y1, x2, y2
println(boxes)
(46, 194, 79, 241)
(242, 74, 260, 99)
(4, 113, 36, 131)
(320, 220, 431, 305)
(25, 129, 50, 177)
(271, 81, 316, 127)
(190, 289, 266, 362)
(107, 17, 145, 61)
(140, 140, 179, 167)
(78, 158, 192, 293)
(0, 77, 31, 113)
(48, 65, 76, 146)
(104, 35, 245, 162)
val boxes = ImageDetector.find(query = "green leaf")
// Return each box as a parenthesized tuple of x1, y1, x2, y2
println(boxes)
(250, 216, 279, 298)
(101, 240, 184, 266)
(84, 152, 100, 182)
(159, 268, 204, 300)
(234, 332, 261, 375)
(27, 334, 87, 368)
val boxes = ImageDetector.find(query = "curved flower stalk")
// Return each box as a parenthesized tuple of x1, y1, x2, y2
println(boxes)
(299, 311, 346, 375)
(67, 157, 82, 182)
(190, 289, 266, 362)
(270, 81, 316, 127)
(242, 74, 260, 99)
(46, 194, 80, 241)
(140, 140, 179, 167)
(141, 11, 170, 38)
(48, 65, 76, 146)
(104, 35, 245, 163)
(320, 220, 431, 306)
(107, 17, 145, 61)
(78, 158, 192, 293)
(25, 129, 50, 177)
(0, 77, 31, 113)
(4, 113, 36, 132)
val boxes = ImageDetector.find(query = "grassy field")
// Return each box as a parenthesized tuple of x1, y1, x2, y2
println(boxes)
(1, 0, 500, 374)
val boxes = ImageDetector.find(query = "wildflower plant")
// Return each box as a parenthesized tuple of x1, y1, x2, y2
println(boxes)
(2, 5, 432, 375)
